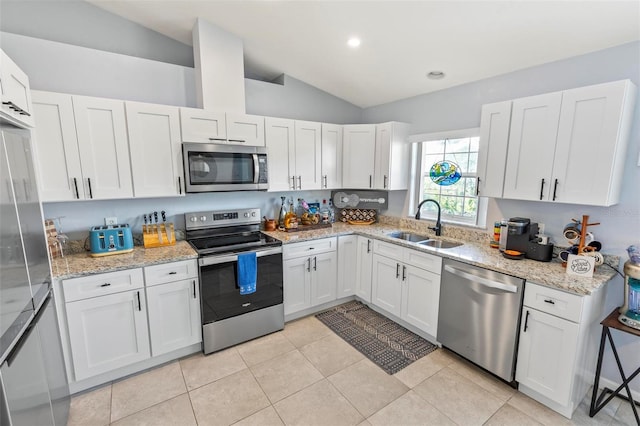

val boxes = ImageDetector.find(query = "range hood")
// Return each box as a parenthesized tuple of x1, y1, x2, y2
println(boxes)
(192, 18, 246, 113)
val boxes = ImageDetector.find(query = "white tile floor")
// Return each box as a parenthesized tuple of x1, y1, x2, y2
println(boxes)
(67, 315, 637, 426)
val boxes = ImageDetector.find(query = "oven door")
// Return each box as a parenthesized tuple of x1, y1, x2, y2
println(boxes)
(199, 247, 283, 325)
(183, 143, 268, 192)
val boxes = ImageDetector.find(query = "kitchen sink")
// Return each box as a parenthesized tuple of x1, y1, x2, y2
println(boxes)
(417, 239, 463, 249)
(387, 231, 431, 243)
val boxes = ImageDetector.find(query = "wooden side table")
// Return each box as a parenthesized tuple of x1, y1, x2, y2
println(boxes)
(589, 307, 640, 424)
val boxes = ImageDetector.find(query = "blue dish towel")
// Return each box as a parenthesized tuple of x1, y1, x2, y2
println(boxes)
(237, 252, 257, 295)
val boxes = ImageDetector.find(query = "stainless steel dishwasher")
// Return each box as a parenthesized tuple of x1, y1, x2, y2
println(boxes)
(438, 258, 525, 384)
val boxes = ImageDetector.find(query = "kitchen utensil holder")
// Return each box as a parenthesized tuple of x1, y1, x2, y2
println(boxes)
(143, 223, 176, 248)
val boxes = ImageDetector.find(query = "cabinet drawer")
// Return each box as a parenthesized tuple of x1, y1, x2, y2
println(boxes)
(523, 281, 583, 323)
(403, 249, 442, 274)
(283, 237, 337, 260)
(144, 259, 198, 287)
(63, 268, 144, 302)
(373, 240, 403, 261)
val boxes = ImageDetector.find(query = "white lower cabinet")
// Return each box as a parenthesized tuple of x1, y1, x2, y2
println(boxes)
(516, 281, 605, 418)
(145, 278, 201, 357)
(337, 235, 357, 298)
(283, 238, 337, 316)
(64, 269, 150, 381)
(355, 236, 373, 302)
(370, 241, 442, 337)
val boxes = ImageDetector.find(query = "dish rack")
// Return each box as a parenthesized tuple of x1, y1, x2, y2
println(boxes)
(143, 223, 176, 248)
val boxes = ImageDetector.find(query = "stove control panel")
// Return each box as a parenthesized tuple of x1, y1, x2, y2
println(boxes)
(185, 208, 261, 230)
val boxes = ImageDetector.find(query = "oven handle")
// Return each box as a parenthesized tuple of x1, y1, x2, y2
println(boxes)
(199, 247, 282, 266)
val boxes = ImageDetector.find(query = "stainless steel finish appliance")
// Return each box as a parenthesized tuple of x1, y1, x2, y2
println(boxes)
(438, 258, 525, 384)
(182, 143, 268, 193)
(185, 208, 284, 354)
(0, 123, 69, 425)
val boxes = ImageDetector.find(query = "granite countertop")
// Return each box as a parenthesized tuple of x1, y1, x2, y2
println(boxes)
(263, 222, 618, 296)
(50, 240, 198, 280)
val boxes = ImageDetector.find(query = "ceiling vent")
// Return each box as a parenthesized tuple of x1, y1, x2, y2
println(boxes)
(192, 18, 246, 113)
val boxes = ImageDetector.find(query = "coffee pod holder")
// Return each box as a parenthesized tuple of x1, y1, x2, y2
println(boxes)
(565, 214, 601, 276)
(143, 223, 176, 248)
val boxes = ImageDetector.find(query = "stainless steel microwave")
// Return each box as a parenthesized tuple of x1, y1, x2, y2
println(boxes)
(182, 143, 269, 192)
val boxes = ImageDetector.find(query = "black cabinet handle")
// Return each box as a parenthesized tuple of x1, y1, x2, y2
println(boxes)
(539, 179, 545, 200)
(208, 137, 226, 141)
(553, 179, 559, 201)
(136, 291, 142, 311)
(100, 283, 111, 287)
(369, 175, 373, 188)
(544, 299, 555, 305)
(307, 258, 311, 272)
(396, 263, 400, 278)
(384, 175, 388, 189)
(87, 177, 93, 199)
(313, 256, 317, 271)
(402, 265, 406, 281)
(367, 239, 371, 253)
(192, 280, 197, 298)
(178, 177, 182, 195)
(523, 310, 530, 332)
(476, 177, 480, 196)
(73, 177, 80, 199)
(168, 271, 177, 275)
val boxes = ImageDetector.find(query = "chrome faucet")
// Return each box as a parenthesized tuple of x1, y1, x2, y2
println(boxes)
(415, 199, 442, 236)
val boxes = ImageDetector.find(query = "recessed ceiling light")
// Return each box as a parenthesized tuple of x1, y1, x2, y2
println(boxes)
(347, 37, 361, 48)
(427, 71, 445, 80)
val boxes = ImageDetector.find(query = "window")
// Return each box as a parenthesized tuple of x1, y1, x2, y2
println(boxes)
(410, 129, 486, 227)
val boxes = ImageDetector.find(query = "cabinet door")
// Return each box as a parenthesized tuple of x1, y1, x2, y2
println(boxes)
(355, 237, 373, 302)
(503, 92, 561, 201)
(342, 124, 376, 188)
(226, 113, 265, 147)
(179, 107, 226, 143)
(66, 290, 150, 381)
(126, 102, 184, 197)
(516, 308, 579, 406)
(401, 266, 440, 336)
(72, 95, 133, 199)
(0, 50, 34, 127)
(374, 122, 409, 190)
(146, 279, 201, 356)
(371, 254, 402, 317)
(265, 117, 295, 191)
(551, 80, 632, 206)
(283, 257, 312, 315)
(311, 251, 337, 306)
(31, 91, 84, 201)
(293, 120, 322, 190)
(476, 101, 511, 198)
(321, 123, 342, 189)
(337, 236, 357, 298)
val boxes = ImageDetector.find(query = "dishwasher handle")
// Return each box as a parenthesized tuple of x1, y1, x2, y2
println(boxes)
(444, 264, 518, 293)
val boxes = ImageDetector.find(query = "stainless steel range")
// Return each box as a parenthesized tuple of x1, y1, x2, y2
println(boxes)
(185, 208, 284, 354)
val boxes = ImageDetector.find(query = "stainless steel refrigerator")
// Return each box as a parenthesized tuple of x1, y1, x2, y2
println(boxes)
(0, 122, 70, 426)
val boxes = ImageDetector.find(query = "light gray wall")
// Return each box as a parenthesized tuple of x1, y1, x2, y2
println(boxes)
(0, 0, 194, 67)
(363, 41, 640, 393)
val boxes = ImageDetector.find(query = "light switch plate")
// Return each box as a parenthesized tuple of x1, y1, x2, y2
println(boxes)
(104, 217, 118, 226)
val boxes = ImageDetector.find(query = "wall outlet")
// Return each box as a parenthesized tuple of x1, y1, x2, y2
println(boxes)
(104, 217, 118, 226)
(538, 223, 545, 234)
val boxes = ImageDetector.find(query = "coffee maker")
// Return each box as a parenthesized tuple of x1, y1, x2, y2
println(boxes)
(505, 217, 539, 254)
(618, 260, 640, 330)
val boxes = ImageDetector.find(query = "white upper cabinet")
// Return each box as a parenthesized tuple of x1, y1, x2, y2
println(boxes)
(179, 108, 226, 143)
(265, 117, 295, 191)
(0, 49, 34, 128)
(32, 91, 134, 201)
(225, 113, 265, 146)
(501, 80, 636, 206)
(503, 92, 562, 201)
(31, 91, 84, 201)
(551, 80, 636, 206)
(374, 122, 410, 190)
(321, 123, 343, 189)
(126, 101, 184, 197)
(180, 108, 265, 146)
(342, 124, 376, 188)
(293, 120, 322, 190)
(476, 101, 512, 198)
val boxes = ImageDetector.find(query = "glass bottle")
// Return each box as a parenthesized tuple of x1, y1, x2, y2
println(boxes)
(278, 196, 287, 228)
(320, 199, 330, 224)
(328, 199, 336, 223)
